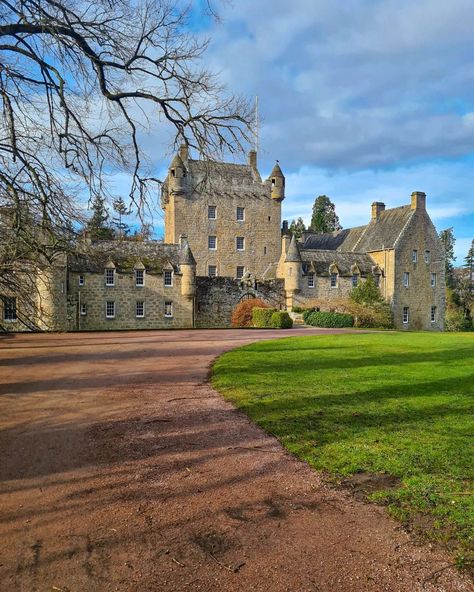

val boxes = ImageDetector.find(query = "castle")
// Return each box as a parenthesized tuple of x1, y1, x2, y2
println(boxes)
(0, 149, 445, 332)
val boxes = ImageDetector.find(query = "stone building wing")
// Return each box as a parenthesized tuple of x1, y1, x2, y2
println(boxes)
(300, 250, 375, 276)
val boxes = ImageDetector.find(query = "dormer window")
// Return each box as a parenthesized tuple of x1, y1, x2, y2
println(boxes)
(164, 270, 173, 287)
(330, 273, 338, 288)
(135, 269, 144, 287)
(352, 274, 359, 287)
(308, 273, 315, 288)
(105, 268, 115, 286)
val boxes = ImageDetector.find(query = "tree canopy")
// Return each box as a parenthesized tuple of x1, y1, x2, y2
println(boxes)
(289, 217, 306, 239)
(309, 195, 342, 234)
(439, 227, 456, 286)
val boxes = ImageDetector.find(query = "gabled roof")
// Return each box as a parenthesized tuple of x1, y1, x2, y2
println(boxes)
(69, 240, 183, 274)
(300, 250, 375, 276)
(301, 205, 413, 253)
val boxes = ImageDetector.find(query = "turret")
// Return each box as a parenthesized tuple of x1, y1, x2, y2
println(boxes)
(168, 152, 187, 195)
(179, 235, 196, 299)
(269, 161, 285, 201)
(284, 234, 302, 296)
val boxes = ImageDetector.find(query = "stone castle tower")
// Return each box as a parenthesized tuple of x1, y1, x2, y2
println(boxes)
(161, 146, 285, 279)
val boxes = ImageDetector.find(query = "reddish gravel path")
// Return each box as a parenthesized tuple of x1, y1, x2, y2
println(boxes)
(0, 329, 471, 592)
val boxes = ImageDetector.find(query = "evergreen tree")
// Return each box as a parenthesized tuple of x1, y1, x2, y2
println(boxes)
(87, 195, 114, 240)
(289, 217, 306, 239)
(464, 239, 474, 293)
(112, 197, 130, 240)
(350, 275, 383, 305)
(439, 227, 456, 286)
(309, 195, 342, 233)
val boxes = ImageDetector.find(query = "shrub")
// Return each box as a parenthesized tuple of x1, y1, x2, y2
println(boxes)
(231, 298, 270, 328)
(445, 309, 472, 332)
(303, 308, 316, 323)
(305, 311, 354, 328)
(252, 307, 277, 327)
(350, 275, 383, 305)
(270, 311, 293, 329)
(291, 305, 307, 314)
(349, 301, 393, 329)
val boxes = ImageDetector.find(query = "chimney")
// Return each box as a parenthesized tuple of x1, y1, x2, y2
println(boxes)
(179, 234, 188, 247)
(179, 144, 188, 162)
(282, 220, 289, 234)
(248, 150, 257, 170)
(371, 202, 385, 220)
(411, 191, 426, 211)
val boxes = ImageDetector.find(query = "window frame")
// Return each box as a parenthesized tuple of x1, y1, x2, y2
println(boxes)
(308, 273, 315, 288)
(352, 274, 359, 287)
(3, 297, 17, 321)
(236, 266, 245, 280)
(208, 235, 217, 250)
(78, 275, 85, 287)
(330, 272, 338, 288)
(403, 306, 409, 324)
(164, 301, 173, 318)
(164, 270, 173, 287)
(412, 249, 418, 263)
(208, 265, 217, 278)
(236, 206, 245, 222)
(431, 306, 437, 323)
(208, 205, 217, 220)
(105, 268, 115, 286)
(135, 269, 145, 287)
(80, 303, 87, 316)
(431, 273, 437, 288)
(236, 236, 245, 251)
(136, 300, 145, 318)
(403, 271, 410, 288)
(105, 301, 116, 319)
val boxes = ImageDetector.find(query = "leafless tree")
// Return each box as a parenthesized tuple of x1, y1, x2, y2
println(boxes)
(0, 0, 252, 318)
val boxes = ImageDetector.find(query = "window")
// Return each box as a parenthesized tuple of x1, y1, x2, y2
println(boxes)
(236, 236, 245, 251)
(268, 216, 271, 222)
(403, 306, 409, 324)
(403, 272, 410, 287)
(271, 178, 276, 187)
(136, 301, 145, 318)
(431, 306, 437, 323)
(412, 249, 418, 263)
(330, 273, 338, 288)
(352, 274, 359, 287)
(236, 206, 245, 221)
(236, 266, 245, 279)
(425, 250, 431, 263)
(79, 275, 85, 286)
(106, 301, 115, 318)
(208, 265, 217, 278)
(105, 268, 115, 286)
(431, 273, 437, 288)
(308, 273, 315, 288)
(208, 205, 216, 220)
(135, 269, 144, 287)
(164, 270, 173, 287)
(164, 301, 173, 317)
(80, 303, 87, 316)
(208, 235, 217, 250)
(3, 297, 17, 321)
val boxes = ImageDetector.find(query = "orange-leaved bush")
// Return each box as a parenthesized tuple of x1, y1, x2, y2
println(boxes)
(231, 298, 270, 327)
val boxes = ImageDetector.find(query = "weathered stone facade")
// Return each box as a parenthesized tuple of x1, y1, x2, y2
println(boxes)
(1, 148, 446, 332)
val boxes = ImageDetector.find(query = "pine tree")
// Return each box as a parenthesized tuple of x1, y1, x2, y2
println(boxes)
(439, 227, 456, 286)
(112, 197, 130, 240)
(289, 217, 306, 239)
(87, 195, 114, 240)
(464, 239, 474, 293)
(309, 195, 342, 233)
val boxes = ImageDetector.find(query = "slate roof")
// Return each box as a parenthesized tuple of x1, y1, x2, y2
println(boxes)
(301, 205, 413, 253)
(68, 240, 184, 274)
(285, 234, 302, 262)
(300, 250, 375, 276)
(187, 159, 261, 186)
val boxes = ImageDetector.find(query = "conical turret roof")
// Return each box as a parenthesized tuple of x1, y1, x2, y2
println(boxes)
(269, 160, 284, 178)
(285, 234, 302, 263)
(181, 242, 196, 266)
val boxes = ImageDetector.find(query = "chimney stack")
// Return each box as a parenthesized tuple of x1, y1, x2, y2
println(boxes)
(248, 150, 257, 170)
(179, 144, 188, 162)
(179, 234, 188, 247)
(411, 191, 426, 211)
(371, 202, 385, 220)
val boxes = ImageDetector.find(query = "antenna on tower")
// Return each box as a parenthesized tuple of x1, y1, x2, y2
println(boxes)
(254, 95, 259, 153)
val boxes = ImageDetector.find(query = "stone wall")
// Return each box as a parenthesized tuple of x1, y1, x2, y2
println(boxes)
(195, 277, 285, 328)
(68, 270, 193, 331)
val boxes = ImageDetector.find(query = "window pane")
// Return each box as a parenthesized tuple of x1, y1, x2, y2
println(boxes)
(79, 275, 85, 286)
(164, 270, 173, 286)
(105, 269, 115, 285)
(208, 205, 216, 219)
(106, 301, 115, 318)
(208, 236, 217, 249)
(352, 274, 358, 287)
(136, 301, 144, 317)
(135, 269, 144, 286)
(308, 274, 315, 288)
(208, 265, 217, 277)
(236, 266, 244, 279)
(3, 297, 17, 321)
(236, 207, 245, 221)
(236, 237, 245, 250)
(330, 273, 337, 287)
(164, 301, 173, 317)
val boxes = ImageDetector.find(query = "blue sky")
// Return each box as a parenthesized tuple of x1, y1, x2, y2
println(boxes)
(119, 0, 474, 262)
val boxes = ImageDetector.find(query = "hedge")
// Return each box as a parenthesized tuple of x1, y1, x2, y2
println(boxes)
(305, 311, 354, 328)
(252, 307, 277, 328)
(270, 311, 293, 329)
(231, 298, 270, 327)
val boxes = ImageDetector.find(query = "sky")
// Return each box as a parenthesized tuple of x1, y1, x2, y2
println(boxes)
(120, 0, 474, 263)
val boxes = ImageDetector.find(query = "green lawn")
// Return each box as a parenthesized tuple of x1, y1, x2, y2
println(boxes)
(212, 332, 474, 567)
